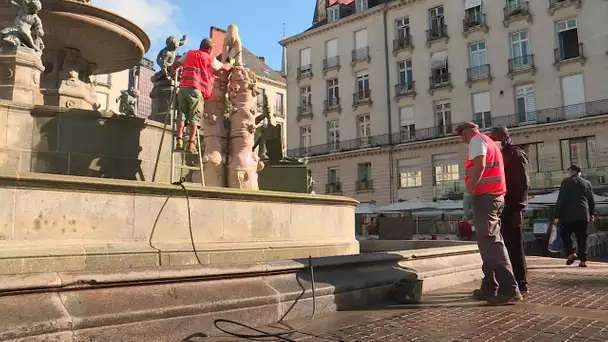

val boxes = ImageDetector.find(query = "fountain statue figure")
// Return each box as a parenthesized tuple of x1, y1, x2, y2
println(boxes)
(0, 0, 44, 52)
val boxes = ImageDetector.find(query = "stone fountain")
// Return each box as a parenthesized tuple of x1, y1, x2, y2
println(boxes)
(0, 0, 150, 109)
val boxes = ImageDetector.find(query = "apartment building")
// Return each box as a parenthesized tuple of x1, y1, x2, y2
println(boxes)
(281, 0, 608, 205)
(93, 70, 130, 114)
(128, 58, 155, 118)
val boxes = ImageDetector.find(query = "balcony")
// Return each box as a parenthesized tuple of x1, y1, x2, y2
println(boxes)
(323, 97, 341, 114)
(325, 182, 342, 194)
(462, 13, 488, 38)
(548, 0, 582, 15)
(297, 65, 312, 80)
(466, 64, 492, 87)
(508, 54, 535, 78)
(351, 47, 370, 65)
(553, 43, 586, 70)
(429, 73, 452, 94)
(393, 34, 413, 54)
(356, 179, 374, 192)
(426, 25, 448, 47)
(323, 56, 340, 74)
(286, 98, 608, 159)
(274, 106, 284, 117)
(353, 89, 372, 107)
(296, 104, 313, 121)
(503, 1, 532, 27)
(433, 180, 464, 200)
(394, 82, 416, 99)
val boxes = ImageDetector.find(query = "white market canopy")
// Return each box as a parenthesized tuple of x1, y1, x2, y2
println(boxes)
(529, 191, 608, 205)
(355, 203, 378, 215)
(378, 198, 438, 212)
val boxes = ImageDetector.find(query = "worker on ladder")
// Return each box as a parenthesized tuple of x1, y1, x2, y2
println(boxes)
(171, 38, 232, 153)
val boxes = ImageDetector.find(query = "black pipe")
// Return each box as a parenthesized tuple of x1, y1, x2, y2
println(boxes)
(383, 3, 396, 203)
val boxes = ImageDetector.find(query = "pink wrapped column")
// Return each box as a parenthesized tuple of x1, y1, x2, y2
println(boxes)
(227, 66, 263, 190)
(201, 70, 229, 187)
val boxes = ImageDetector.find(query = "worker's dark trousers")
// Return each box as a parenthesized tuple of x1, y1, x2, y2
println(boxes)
(500, 210, 528, 291)
(560, 220, 589, 262)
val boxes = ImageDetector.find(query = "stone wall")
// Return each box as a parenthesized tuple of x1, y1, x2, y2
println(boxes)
(0, 172, 359, 274)
(0, 100, 182, 183)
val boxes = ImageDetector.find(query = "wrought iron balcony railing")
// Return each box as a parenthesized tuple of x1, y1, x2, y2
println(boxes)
(426, 24, 448, 43)
(504, 1, 530, 21)
(323, 56, 340, 71)
(393, 34, 413, 52)
(297, 65, 312, 78)
(353, 89, 372, 105)
(429, 72, 451, 90)
(463, 13, 487, 32)
(467, 64, 491, 82)
(351, 47, 370, 63)
(554, 42, 584, 64)
(325, 182, 342, 194)
(508, 54, 535, 74)
(395, 82, 415, 97)
(356, 180, 374, 192)
(286, 99, 608, 159)
(324, 97, 341, 112)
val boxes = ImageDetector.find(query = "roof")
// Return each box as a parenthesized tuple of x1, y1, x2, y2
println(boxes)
(210, 26, 285, 85)
(328, 0, 354, 5)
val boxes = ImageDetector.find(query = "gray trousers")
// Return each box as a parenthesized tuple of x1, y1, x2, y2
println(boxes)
(473, 194, 519, 296)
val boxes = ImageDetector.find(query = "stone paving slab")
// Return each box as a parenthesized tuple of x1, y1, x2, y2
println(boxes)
(206, 260, 608, 341)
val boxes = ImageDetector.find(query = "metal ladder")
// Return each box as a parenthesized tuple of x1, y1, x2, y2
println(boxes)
(167, 69, 205, 186)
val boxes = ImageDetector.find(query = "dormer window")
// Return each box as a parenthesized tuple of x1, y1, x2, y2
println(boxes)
(327, 5, 340, 22)
(356, 0, 369, 12)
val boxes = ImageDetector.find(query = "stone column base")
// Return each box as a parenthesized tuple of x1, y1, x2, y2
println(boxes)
(149, 82, 173, 124)
(0, 47, 44, 105)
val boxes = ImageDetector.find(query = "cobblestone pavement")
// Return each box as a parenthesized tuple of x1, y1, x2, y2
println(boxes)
(208, 258, 608, 342)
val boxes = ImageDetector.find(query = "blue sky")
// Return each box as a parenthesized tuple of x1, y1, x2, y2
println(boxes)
(95, 0, 315, 71)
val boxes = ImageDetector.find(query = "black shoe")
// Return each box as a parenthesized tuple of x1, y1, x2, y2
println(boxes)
(579, 262, 588, 267)
(487, 293, 523, 306)
(472, 289, 491, 300)
(518, 283, 529, 297)
(566, 253, 578, 266)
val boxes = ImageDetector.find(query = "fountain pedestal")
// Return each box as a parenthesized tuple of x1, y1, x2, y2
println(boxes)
(202, 70, 229, 187)
(149, 79, 173, 123)
(0, 47, 44, 106)
(227, 66, 263, 190)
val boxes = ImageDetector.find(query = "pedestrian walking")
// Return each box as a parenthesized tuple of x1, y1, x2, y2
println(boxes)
(489, 126, 530, 296)
(456, 122, 521, 305)
(556, 165, 596, 267)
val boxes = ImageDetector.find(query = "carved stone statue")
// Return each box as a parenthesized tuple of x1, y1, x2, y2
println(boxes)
(222, 24, 243, 66)
(116, 88, 138, 116)
(0, 0, 45, 53)
(151, 35, 187, 84)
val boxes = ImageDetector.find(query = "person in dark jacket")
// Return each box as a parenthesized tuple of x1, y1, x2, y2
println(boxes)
(556, 164, 595, 267)
(489, 126, 530, 295)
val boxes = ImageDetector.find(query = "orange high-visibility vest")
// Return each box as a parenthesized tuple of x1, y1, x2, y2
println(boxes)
(179, 49, 215, 99)
(465, 133, 507, 196)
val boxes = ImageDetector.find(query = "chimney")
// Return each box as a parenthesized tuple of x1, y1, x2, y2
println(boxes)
(258, 56, 265, 63)
(312, 0, 327, 25)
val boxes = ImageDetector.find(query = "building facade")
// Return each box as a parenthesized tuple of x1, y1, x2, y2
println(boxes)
(128, 58, 155, 119)
(281, 0, 608, 205)
(93, 70, 130, 114)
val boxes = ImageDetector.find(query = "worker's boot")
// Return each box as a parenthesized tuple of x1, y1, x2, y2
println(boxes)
(187, 140, 197, 154)
(175, 137, 184, 150)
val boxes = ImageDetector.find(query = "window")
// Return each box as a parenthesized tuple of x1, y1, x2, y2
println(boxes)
(435, 101, 452, 135)
(355, 0, 368, 12)
(469, 41, 488, 79)
(327, 5, 340, 22)
(428, 6, 445, 37)
(430, 51, 449, 86)
(397, 60, 413, 87)
(95, 74, 111, 86)
(556, 18, 579, 60)
(299, 48, 311, 75)
(96, 92, 109, 110)
(357, 114, 371, 146)
(521, 143, 545, 173)
(328, 167, 339, 183)
(257, 88, 266, 109)
(464, 0, 483, 26)
(398, 158, 422, 188)
(300, 85, 311, 106)
(355, 29, 367, 50)
(433, 155, 459, 184)
(515, 84, 536, 123)
(399, 107, 415, 141)
(356, 70, 370, 99)
(357, 163, 372, 190)
(275, 92, 284, 113)
(325, 39, 338, 59)
(396, 17, 410, 40)
(327, 78, 339, 103)
(473, 92, 491, 129)
(327, 120, 340, 151)
(300, 126, 312, 152)
(510, 30, 531, 70)
(561, 137, 596, 170)
(561, 74, 585, 119)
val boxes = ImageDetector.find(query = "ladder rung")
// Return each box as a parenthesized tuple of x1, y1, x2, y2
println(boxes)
(174, 165, 201, 171)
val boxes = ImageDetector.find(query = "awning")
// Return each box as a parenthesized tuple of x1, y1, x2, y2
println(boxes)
(430, 50, 448, 70)
(465, 0, 482, 10)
